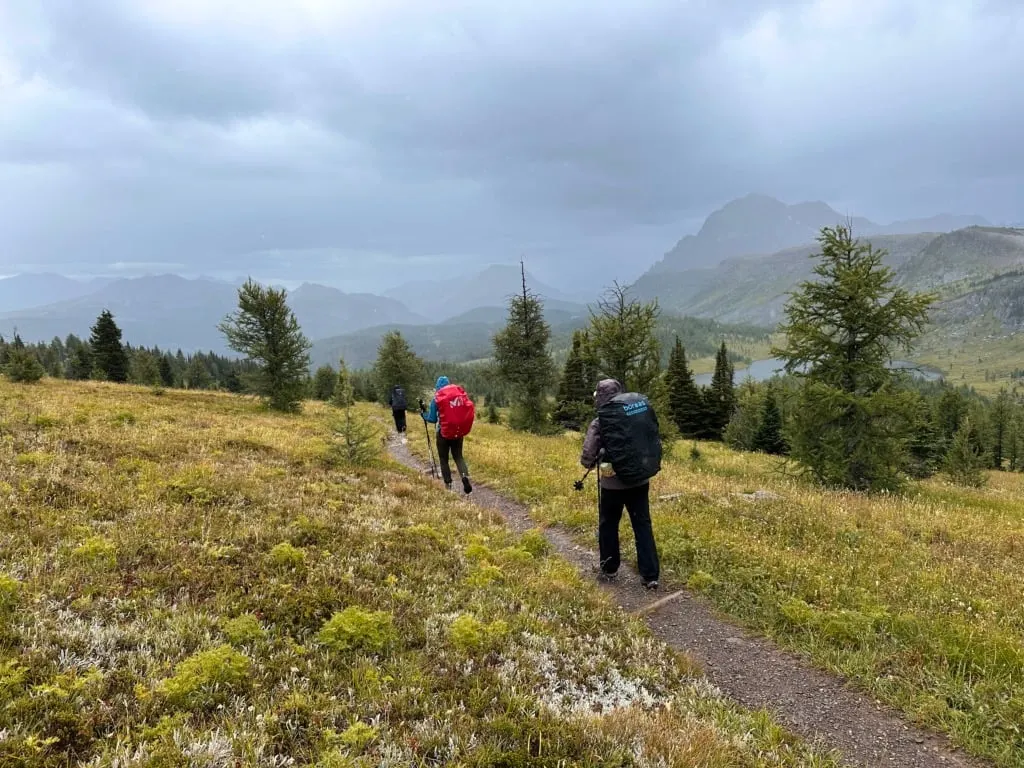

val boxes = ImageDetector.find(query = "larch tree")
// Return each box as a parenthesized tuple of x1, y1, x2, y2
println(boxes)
(373, 331, 424, 405)
(332, 358, 355, 408)
(773, 225, 933, 491)
(219, 279, 312, 413)
(588, 282, 661, 393)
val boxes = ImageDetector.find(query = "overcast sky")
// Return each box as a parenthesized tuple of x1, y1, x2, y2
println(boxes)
(1, 0, 1022, 294)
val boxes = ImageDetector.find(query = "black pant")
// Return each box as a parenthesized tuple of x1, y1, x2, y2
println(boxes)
(599, 483, 659, 582)
(436, 434, 469, 485)
(392, 409, 407, 433)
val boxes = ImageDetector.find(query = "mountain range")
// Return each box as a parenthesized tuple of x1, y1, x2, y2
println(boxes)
(0, 275, 424, 352)
(641, 193, 988, 276)
(3, 194, 1018, 377)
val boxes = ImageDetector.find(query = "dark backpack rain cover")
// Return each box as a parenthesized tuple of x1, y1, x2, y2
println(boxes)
(391, 386, 407, 410)
(597, 392, 662, 485)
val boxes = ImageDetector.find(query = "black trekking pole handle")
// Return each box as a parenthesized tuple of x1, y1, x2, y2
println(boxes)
(573, 450, 605, 491)
(573, 465, 594, 492)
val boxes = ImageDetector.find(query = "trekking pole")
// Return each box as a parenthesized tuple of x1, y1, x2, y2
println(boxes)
(419, 399, 439, 479)
(573, 464, 595, 492)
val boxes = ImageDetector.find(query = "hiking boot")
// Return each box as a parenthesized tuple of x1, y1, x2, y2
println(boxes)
(591, 565, 618, 583)
(462, 475, 473, 494)
(642, 579, 659, 591)
(444, 482, 453, 491)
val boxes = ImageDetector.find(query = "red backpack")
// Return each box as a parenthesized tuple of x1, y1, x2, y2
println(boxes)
(435, 384, 475, 439)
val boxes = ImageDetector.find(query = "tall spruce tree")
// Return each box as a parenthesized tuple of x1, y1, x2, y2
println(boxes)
(773, 225, 933, 491)
(553, 329, 594, 430)
(703, 342, 736, 440)
(373, 331, 424, 405)
(90, 310, 129, 383)
(219, 279, 312, 412)
(665, 336, 703, 438)
(588, 282, 661, 393)
(751, 387, 788, 455)
(492, 263, 556, 433)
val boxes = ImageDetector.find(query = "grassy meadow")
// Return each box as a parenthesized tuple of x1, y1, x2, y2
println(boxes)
(0, 379, 842, 767)
(408, 417, 1024, 767)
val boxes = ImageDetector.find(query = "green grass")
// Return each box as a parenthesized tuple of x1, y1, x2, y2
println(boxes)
(409, 418, 1024, 767)
(0, 379, 838, 767)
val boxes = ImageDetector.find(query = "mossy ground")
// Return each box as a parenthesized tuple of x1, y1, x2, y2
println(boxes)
(406, 415, 1024, 767)
(0, 380, 838, 767)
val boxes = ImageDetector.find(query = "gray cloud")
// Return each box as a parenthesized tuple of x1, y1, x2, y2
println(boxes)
(1, 0, 1022, 294)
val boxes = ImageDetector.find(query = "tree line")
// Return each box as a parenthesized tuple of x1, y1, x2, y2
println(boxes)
(0, 310, 259, 390)
(5, 233, 1015, 494)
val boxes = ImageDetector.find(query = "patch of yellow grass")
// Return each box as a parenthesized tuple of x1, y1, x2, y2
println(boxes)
(0, 379, 836, 767)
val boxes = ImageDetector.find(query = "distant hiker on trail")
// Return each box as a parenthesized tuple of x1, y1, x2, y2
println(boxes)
(388, 385, 408, 436)
(581, 378, 662, 590)
(421, 375, 475, 494)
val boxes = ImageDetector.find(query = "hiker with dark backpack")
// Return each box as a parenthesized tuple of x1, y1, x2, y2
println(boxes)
(388, 385, 408, 435)
(580, 378, 662, 590)
(420, 375, 474, 494)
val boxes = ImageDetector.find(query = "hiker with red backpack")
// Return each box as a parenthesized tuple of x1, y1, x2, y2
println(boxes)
(420, 375, 474, 494)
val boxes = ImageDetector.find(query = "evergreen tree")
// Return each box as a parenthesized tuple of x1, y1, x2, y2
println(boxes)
(130, 350, 162, 386)
(990, 390, 1012, 470)
(313, 365, 336, 401)
(89, 310, 129, 383)
(665, 337, 703, 438)
(373, 331, 424, 404)
(332, 358, 354, 408)
(935, 386, 969, 448)
(3, 336, 45, 383)
(492, 263, 556, 433)
(553, 330, 594, 430)
(944, 417, 986, 487)
(723, 381, 765, 451)
(487, 401, 501, 424)
(702, 342, 736, 440)
(1007, 410, 1023, 472)
(219, 279, 312, 413)
(223, 370, 244, 393)
(183, 356, 213, 389)
(773, 225, 933, 491)
(906, 395, 942, 478)
(751, 387, 788, 455)
(588, 282, 661, 393)
(158, 355, 175, 387)
(66, 342, 94, 380)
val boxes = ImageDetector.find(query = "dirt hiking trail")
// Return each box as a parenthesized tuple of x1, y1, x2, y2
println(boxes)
(389, 436, 990, 768)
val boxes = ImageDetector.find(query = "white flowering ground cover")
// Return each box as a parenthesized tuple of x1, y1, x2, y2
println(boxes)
(0, 380, 838, 767)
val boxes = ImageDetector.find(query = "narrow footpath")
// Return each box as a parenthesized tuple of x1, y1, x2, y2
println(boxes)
(388, 436, 990, 768)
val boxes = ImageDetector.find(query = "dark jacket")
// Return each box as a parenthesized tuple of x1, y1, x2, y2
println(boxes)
(581, 378, 646, 490)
